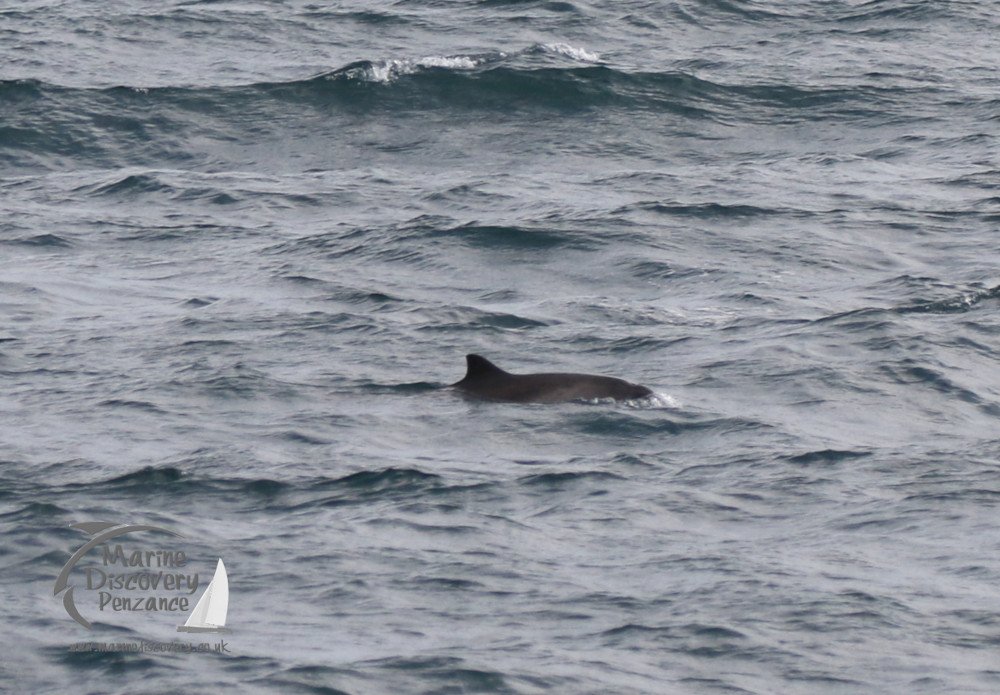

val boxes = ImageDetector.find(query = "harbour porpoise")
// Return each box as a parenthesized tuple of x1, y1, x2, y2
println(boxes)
(451, 354, 653, 404)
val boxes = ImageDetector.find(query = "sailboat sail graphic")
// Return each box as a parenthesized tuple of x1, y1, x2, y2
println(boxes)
(178, 559, 231, 633)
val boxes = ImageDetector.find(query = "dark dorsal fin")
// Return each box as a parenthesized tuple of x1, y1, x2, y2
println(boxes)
(465, 354, 508, 378)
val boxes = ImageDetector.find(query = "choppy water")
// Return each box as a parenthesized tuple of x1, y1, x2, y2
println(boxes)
(4, 1, 1000, 693)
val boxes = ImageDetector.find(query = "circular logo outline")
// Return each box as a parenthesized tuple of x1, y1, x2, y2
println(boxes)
(54, 521, 183, 629)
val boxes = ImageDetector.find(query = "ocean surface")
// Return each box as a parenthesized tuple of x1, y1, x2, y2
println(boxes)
(3, 1, 1000, 693)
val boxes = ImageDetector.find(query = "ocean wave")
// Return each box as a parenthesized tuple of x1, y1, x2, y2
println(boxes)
(0, 62, 931, 172)
(2, 232, 74, 248)
(832, 0, 966, 24)
(316, 42, 600, 85)
(817, 280, 1000, 323)
(786, 449, 873, 466)
(48, 465, 454, 511)
(678, 0, 974, 25)
(0, 46, 922, 133)
(307, 59, 911, 120)
(624, 200, 799, 218)
(894, 283, 1000, 315)
(679, 0, 800, 23)
(266, 216, 596, 261)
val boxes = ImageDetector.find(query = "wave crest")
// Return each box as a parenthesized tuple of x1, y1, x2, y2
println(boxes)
(325, 43, 600, 85)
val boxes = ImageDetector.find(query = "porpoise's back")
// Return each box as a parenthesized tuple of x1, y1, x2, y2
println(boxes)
(452, 354, 652, 403)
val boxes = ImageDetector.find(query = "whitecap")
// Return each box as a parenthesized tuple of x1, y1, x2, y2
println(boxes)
(416, 55, 483, 71)
(540, 43, 601, 63)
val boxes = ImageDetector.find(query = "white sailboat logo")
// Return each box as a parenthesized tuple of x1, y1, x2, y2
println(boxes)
(178, 558, 231, 634)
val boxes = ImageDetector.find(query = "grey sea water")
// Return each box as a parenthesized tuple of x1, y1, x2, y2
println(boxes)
(3, 1, 1000, 693)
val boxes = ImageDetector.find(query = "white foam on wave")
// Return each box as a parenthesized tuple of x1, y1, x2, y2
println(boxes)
(540, 43, 601, 63)
(616, 392, 680, 409)
(584, 391, 677, 409)
(357, 54, 495, 84)
(337, 44, 599, 84)
(416, 55, 484, 70)
(364, 59, 414, 83)
(647, 392, 680, 409)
